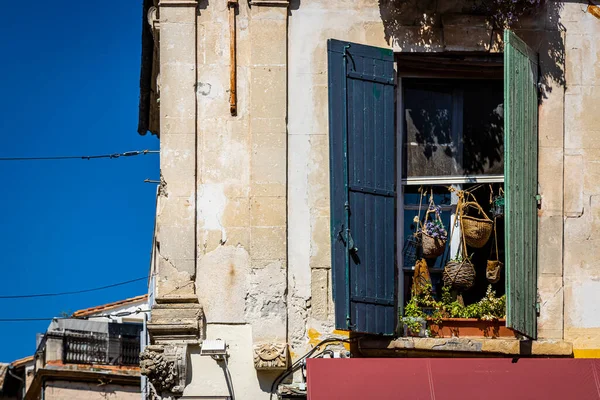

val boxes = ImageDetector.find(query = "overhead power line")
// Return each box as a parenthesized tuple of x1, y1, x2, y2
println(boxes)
(0, 149, 158, 161)
(0, 276, 148, 299)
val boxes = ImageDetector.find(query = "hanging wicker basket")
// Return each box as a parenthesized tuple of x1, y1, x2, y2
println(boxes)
(443, 260, 476, 291)
(420, 203, 447, 259)
(461, 201, 493, 248)
(422, 233, 446, 258)
(403, 233, 421, 268)
(486, 260, 503, 284)
(486, 216, 503, 284)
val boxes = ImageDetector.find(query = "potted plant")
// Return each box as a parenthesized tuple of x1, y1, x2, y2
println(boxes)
(401, 284, 442, 337)
(427, 285, 513, 338)
(401, 284, 513, 339)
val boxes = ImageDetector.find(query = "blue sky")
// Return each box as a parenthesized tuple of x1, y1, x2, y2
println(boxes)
(0, 0, 158, 361)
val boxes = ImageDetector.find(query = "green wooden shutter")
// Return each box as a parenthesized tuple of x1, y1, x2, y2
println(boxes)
(328, 39, 397, 335)
(504, 30, 539, 339)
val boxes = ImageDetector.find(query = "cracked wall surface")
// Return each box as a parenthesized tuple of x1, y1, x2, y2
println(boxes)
(559, 2, 600, 354)
(152, 0, 600, 397)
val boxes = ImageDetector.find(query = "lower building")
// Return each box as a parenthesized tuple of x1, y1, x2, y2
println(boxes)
(0, 295, 148, 400)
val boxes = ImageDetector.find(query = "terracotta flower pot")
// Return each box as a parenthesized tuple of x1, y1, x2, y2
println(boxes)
(426, 318, 515, 339)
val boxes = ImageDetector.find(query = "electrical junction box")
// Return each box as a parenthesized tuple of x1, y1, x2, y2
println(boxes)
(201, 339, 227, 356)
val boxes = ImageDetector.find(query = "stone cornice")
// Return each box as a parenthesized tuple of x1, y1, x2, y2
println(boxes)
(249, 0, 289, 7)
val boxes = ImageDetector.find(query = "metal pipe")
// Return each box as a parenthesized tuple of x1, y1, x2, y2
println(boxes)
(8, 366, 24, 400)
(228, 0, 238, 116)
(141, 311, 148, 400)
(342, 44, 351, 329)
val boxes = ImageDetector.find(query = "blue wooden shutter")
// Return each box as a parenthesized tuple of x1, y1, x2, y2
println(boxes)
(328, 39, 396, 335)
(504, 30, 539, 339)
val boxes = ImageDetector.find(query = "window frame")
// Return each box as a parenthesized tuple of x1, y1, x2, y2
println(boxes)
(395, 60, 506, 315)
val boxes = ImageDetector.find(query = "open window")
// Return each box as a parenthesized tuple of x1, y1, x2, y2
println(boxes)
(327, 31, 539, 339)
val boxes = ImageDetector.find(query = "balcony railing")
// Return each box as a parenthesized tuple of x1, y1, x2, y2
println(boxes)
(62, 329, 141, 366)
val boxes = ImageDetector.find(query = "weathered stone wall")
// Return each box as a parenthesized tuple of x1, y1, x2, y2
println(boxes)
(182, 0, 288, 397)
(44, 381, 138, 400)
(560, 2, 600, 357)
(152, 0, 600, 397)
(194, 0, 288, 344)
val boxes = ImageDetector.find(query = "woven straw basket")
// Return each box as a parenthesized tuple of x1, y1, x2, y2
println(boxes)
(486, 260, 503, 284)
(421, 207, 447, 259)
(422, 233, 446, 258)
(443, 260, 476, 291)
(461, 201, 493, 248)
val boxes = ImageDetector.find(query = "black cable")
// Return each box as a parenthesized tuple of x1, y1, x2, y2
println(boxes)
(0, 149, 158, 161)
(269, 337, 353, 400)
(0, 276, 148, 299)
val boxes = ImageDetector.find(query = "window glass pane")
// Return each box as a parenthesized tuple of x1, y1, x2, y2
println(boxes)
(462, 81, 504, 175)
(403, 79, 504, 178)
(404, 80, 458, 177)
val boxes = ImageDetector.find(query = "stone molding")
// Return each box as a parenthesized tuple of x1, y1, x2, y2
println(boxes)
(147, 303, 205, 345)
(253, 343, 288, 370)
(249, 0, 289, 6)
(358, 336, 573, 357)
(140, 344, 188, 397)
(148, 6, 160, 35)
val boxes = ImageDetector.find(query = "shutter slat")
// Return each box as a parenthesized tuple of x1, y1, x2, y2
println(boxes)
(504, 30, 539, 339)
(328, 39, 397, 335)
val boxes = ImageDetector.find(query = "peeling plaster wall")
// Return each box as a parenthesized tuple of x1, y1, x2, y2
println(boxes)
(183, 1, 288, 398)
(560, 1, 600, 353)
(155, 1, 600, 397)
(288, 0, 389, 359)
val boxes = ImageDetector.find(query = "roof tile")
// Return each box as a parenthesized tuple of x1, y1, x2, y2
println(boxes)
(71, 294, 148, 317)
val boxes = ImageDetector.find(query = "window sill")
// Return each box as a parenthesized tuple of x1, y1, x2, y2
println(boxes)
(356, 336, 573, 358)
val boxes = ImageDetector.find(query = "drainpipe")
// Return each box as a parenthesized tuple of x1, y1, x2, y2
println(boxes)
(8, 366, 24, 400)
(141, 311, 148, 400)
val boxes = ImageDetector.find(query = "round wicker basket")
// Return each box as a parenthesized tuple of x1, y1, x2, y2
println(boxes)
(443, 260, 476, 291)
(421, 233, 446, 258)
(461, 201, 493, 248)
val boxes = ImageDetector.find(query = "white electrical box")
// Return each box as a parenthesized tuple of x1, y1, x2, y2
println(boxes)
(201, 339, 227, 356)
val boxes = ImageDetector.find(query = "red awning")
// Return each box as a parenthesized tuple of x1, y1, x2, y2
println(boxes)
(307, 358, 600, 400)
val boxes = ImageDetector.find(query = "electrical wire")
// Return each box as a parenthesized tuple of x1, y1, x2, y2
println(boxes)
(0, 276, 149, 299)
(222, 356, 236, 400)
(269, 337, 354, 400)
(0, 150, 158, 161)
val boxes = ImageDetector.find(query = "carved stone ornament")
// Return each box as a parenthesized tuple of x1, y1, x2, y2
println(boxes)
(140, 344, 188, 396)
(253, 343, 287, 370)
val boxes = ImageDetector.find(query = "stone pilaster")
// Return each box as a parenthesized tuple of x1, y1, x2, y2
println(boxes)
(248, 0, 289, 347)
(155, 0, 198, 302)
(145, 1, 203, 398)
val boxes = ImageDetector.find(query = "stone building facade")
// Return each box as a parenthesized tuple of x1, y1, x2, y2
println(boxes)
(137, 0, 600, 398)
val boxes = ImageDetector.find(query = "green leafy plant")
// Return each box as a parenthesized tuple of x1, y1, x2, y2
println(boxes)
(402, 284, 506, 336)
(438, 285, 506, 319)
(402, 284, 444, 335)
(477, 285, 507, 320)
